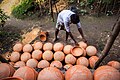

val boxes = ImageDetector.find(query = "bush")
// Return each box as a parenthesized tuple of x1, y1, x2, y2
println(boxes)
(12, 0, 38, 19)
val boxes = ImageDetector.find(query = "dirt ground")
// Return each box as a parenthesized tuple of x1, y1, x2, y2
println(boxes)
(1, 14, 119, 64)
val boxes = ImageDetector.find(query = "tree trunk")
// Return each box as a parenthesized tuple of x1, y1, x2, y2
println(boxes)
(94, 17, 120, 69)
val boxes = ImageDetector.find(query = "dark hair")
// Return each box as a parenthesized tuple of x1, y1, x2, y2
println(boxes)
(70, 14, 80, 24)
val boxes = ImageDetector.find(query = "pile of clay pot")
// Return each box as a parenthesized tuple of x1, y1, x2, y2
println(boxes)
(0, 41, 120, 80)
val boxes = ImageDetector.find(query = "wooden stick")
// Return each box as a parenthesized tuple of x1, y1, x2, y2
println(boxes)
(94, 17, 120, 69)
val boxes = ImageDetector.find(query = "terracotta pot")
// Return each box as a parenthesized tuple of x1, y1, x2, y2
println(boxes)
(0, 63, 15, 79)
(23, 44, 33, 52)
(21, 52, 31, 62)
(65, 65, 93, 80)
(14, 61, 25, 68)
(42, 50, 53, 61)
(76, 57, 89, 67)
(9, 62, 15, 67)
(64, 64, 73, 70)
(54, 51, 65, 61)
(94, 66, 120, 80)
(86, 46, 97, 56)
(37, 67, 64, 80)
(53, 43, 64, 51)
(37, 60, 50, 68)
(32, 50, 42, 60)
(107, 61, 120, 70)
(13, 66, 38, 80)
(43, 42, 53, 51)
(63, 45, 73, 54)
(39, 31, 48, 42)
(65, 54, 76, 64)
(33, 41, 43, 50)
(89, 56, 99, 68)
(10, 52, 20, 62)
(26, 59, 38, 68)
(81, 48, 87, 57)
(50, 61, 63, 68)
(13, 42, 23, 52)
(71, 47, 83, 57)
(78, 41, 87, 49)
(1, 77, 23, 80)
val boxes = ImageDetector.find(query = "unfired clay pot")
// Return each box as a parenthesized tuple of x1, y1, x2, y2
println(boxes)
(10, 52, 20, 62)
(13, 42, 23, 52)
(89, 56, 99, 68)
(50, 61, 63, 68)
(71, 47, 83, 57)
(107, 60, 120, 70)
(42, 50, 53, 61)
(63, 45, 73, 54)
(14, 61, 25, 68)
(21, 52, 31, 62)
(43, 42, 53, 51)
(23, 44, 33, 52)
(78, 41, 87, 49)
(37, 60, 50, 68)
(53, 43, 64, 51)
(26, 59, 38, 68)
(54, 51, 65, 61)
(32, 50, 42, 60)
(33, 41, 43, 50)
(76, 57, 89, 67)
(65, 54, 76, 64)
(86, 46, 97, 56)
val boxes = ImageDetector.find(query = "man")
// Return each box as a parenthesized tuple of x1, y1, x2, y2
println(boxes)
(54, 9, 87, 45)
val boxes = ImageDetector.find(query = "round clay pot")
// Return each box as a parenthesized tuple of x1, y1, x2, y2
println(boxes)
(14, 61, 25, 68)
(39, 31, 48, 42)
(21, 52, 31, 62)
(13, 42, 23, 52)
(71, 47, 83, 57)
(43, 42, 53, 51)
(32, 50, 42, 60)
(64, 64, 73, 70)
(94, 66, 120, 80)
(53, 43, 64, 51)
(13, 66, 38, 80)
(81, 48, 87, 57)
(107, 61, 120, 70)
(65, 54, 76, 64)
(54, 51, 65, 61)
(2, 77, 23, 80)
(37, 67, 64, 80)
(86, 46, 97, 56)
(63, 45, 73, 54)
(65, 65, 93, 80)
(78, 41, 87, 49)
(10, 52, 20, 62)
(76, 57, 89, 67)
(23, 44, 33, 52)
(0, 63, 15, 79)
(50, 61, 63, 68)
(37, 60, 50, 68)
(89, 56, 99, 68)
(33, 41, 43, 50)
(9, 62, 15, 67)
(42, 50, 53, 61)
(26, 59, 38, 68)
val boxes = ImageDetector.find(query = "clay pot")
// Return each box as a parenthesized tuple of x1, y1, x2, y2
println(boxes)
(65, 65, 93, 80)
(76, 57, 89, 67)
(10, 52, 20, 62)
(23, 44, 33, 52)
(37, 67, 64, 80)
(64, 64, 73, 70)
(32, 50, 42, 60)
(9, 62, 15, 67)
(0, 63, 15, 79)
(14, 61, 25, 68)
(21, 52, 31, 62)
(13, 66, 38, 80)
(43, 42, 53, 51)
(33, 41, 43, 50)
(107, 61, 120, 70)
(37, 60, 50, 68)
(63, 45, 73, 54)
(39, 31, 48, 42)
(89, 56, 99, 68)
(65, 54, 76, 64)
(13, 42, 23, 52)
(2, 77, 23, 80)
(54, 51, 65, 61)
(53, 43, 64, 51)
(42, 50, 53, 61)
(71, 47, 83, 57)
(86, 46, 97, 56)
(50, 61, 63, 68)
(94, 66, 120, 80)
(26, 59, 38, 68)
(81, 48, 87, 57)
(78, 41, 87, 49)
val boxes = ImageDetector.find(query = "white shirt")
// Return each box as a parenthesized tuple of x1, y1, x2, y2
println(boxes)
(56, 10, 81, 32)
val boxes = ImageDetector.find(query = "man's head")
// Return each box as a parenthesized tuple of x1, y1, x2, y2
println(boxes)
(70, 14, 80, 24)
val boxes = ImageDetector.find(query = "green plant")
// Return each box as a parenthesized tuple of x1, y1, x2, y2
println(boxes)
(12, 0, 38, 19)
(0, 9, 9, 26)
